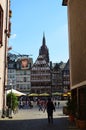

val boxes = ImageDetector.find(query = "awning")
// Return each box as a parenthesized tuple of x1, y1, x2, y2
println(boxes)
(7, 89, 26, 96)
(52, 92, 62, 96)
(28, 93, 39, 97)
(39, 93, 50, 96)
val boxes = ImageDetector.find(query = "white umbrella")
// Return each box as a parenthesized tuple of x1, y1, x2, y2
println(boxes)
(7, 89, 26, 96)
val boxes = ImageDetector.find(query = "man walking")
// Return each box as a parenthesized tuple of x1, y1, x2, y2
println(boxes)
(46, 98, 55, 124)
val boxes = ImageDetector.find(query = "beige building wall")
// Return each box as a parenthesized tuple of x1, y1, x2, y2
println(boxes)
(0, 0, 10, 114)
(67, 0, 86, 89)
(62, 0, 86, 120)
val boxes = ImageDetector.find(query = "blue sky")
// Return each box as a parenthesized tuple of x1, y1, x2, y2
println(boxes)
(9, 0, 69, 63)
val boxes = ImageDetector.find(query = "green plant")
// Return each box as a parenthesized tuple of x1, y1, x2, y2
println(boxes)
(7, 92, 18, 111)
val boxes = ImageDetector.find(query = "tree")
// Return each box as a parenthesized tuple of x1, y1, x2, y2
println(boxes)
(7, 92, 18, 111)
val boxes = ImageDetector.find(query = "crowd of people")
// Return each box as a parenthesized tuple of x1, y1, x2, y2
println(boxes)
(18, 97, 60, 109)
(19, 100, 33, 109)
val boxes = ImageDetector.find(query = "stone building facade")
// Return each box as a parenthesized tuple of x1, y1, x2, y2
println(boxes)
(0, 0, 11, 116)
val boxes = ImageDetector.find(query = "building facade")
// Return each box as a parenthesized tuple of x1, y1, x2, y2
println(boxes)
(7, 53, 33, 94)
(0, 0, 11, 116)
(16, 56, 33, 94)
(31, 34, 51, 94)
(52, 62, 66, 93)
(31, 55, 51, 94)
(7, 53, 17, 89)
(62, 0, 86, 121)
(31, 34, 70, 95)
(62, 60, 70, 93)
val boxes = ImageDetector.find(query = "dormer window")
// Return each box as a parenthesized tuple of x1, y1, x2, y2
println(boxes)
(0, 5, 3, 47)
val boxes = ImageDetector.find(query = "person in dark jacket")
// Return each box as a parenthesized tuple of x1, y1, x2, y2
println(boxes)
(46, 98, 55, 124)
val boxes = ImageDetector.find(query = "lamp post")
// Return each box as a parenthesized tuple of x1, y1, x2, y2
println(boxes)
(9, 80, 13, 118)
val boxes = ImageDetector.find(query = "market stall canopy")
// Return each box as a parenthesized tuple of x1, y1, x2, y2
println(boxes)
(7, 89, 26, 96)
(63, 93, 68, 97)
(39, 93, 50, 96)
(67, 91, 71, 96)
(52, 92, 62, 96)
(63, 91, 71, 97)
(28, 93, 39, 97)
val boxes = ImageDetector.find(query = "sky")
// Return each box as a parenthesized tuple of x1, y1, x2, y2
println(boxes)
(9, 0, 69, 63)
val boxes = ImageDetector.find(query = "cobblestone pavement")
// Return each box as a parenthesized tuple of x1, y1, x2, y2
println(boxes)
(0, 109, 68, 130)
(0, 101, 80, 130)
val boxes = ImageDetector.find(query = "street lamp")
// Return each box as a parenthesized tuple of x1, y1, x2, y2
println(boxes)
(9, 80, 13, 118)
(1, 86, 7, 118)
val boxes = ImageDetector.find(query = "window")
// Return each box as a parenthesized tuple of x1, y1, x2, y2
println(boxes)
(0, 5, 3, 47)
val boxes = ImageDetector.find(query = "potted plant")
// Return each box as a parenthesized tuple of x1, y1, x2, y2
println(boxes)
(75, 112, 86, 129)
(7, 92, 18, 115)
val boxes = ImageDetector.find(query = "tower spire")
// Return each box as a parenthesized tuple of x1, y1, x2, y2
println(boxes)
(42, 32, 46, 46)
(39, 33, 49, 63)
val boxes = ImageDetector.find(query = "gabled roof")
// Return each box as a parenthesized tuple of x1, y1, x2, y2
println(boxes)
(59, 61, 66, 70)
(63, 59, 69, 71)
(31, 55, 50, 70)
(53, 63, 60, 71)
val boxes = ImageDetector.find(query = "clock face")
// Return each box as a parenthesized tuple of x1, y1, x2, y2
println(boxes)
(21, 59, 28, 69)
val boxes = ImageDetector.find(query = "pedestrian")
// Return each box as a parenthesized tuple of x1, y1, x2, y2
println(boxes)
(58, 101, 60, 108)
(46, 98, 55, 124)
(54, 101, 56, 109)
(38, 100, 43, 111)
(43, 100, 47, 112)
